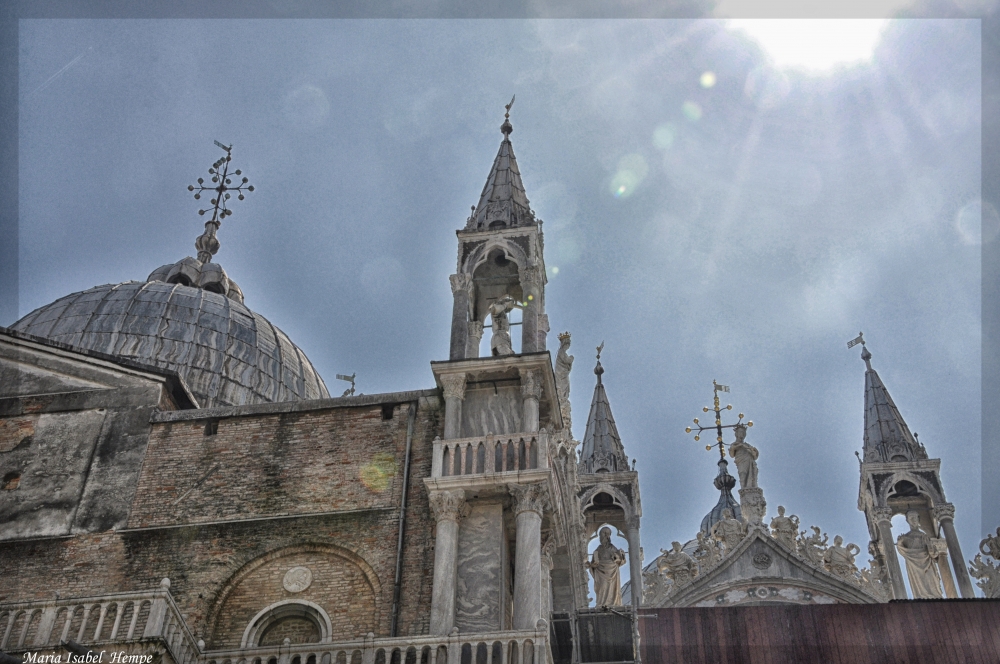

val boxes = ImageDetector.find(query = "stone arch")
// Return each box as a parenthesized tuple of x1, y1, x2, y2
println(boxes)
(877, 471, 943, 507)
(461, 238, 529, 277)
(580, 485, 632, 515)
(240, 599, 334, 647)
(206, 543, 382, 649)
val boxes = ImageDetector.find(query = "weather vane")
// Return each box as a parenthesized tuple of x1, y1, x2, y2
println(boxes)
(187, 141, 254, 263)
(847, 331, 865, 349)
(337, 373, 357, 397)
(505, 95, 515, 118)
(685, 380, 752, 461)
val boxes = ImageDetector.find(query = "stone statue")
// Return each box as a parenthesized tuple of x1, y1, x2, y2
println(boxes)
(489, 295, 520, 357)
(729, 423, 758, 489)
(980, 526, 1000, 560)
(586, 526, 626, 606)
(822, 535, 861, 578)
(555, 332, 574, 434)
(797, 526, 829, 566)
(895, 510, 944, 599)
(659, 541, 699, 588)
(769, 506, 799, 550)
(642, 565, 669, 604)
(693, 531, 722, 570)
(969, 552, 1000, 599)
(859, 541, 891, 601)
(711, 508, 746, 554)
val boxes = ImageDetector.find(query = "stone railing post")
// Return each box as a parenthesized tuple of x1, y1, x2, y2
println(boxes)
(537, 430, 549, 470)
(429, 491, 468, 635)
(872, 508, 907, 599)
(432, 437, 444, 477)
(441, 374, 467, 440)
(142, 578, 172, 639)
(35, 607, 57, 646)
(519, 368, 541, 433)
(934, 503, 975, 597)
(510, 483, 550, 630)
(450, 274, 473, 360)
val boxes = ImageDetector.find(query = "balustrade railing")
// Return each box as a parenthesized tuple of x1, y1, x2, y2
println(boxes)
(0, 583, 199, 664)
(431, 433, 550, 478)
(206, 629, 549, 664)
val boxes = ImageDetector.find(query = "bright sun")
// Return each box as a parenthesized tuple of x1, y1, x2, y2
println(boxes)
(728, 19, 889, 72)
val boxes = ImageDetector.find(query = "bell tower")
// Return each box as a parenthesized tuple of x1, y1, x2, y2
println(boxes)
(853, 335, 975, 599)
(448, 98, 548, 361)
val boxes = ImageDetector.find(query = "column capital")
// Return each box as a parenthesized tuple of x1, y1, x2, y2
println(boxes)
(521, 264, 543, 290)
(509, 482, 550, 516)
(429, 490, 468, 523)
(520, 368, 542, 400)
(625, 514, 641, 532)
(450, 273, 474, 295)
(440, 373, 467, 401)
(932, 502, 956, 521)
(468, 320, 484, 339)
(871, 506, 894, 524)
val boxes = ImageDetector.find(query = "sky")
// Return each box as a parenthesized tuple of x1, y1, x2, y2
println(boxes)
(13, 17, 993, 596)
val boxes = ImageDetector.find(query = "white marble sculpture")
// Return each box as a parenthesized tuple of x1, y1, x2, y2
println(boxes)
(693, 531, 722, 569)
(797, 526, 829, 566)
(729, 423, 758, 489)
(823, 535, 861, 578)
(769, 506, 799, 550)
(489, 295, 519, 356)
(587, 526, 627, 606)
(659, 541, 699, 588)
(555, 332, 574, 434)
(711, 508, 746, 554)
(895, 510, 944, 599)
(969, 531, 1000, 598)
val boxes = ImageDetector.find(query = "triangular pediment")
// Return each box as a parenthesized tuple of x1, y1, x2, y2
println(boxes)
(657, 527, 877, 607)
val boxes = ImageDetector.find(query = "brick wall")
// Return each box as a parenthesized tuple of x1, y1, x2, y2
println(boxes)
(0, 396, 443, 642)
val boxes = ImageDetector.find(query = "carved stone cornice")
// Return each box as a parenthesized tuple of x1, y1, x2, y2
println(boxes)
(450, 273, 474, 296)
(440, 374, 467, 401)
(520, 368, 542, 400)
(509, 482, 550, 516)
(932, 502, 956, 521)
(871, 506, 894, 524)
(428, 490, 468, 523)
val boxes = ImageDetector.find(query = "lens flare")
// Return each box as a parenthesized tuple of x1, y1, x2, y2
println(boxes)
(360, 452, 397, 493)
(551, 266, 559, 275)
(700, 71, 717, 88)
(682, 101, 702, 121)
(653, 124, 676, 150)
(956, 199, 1000, 245)
(609, 154, 649, 199)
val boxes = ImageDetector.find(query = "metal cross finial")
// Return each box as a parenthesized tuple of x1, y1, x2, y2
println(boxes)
(685, 380, 752, 461)
(187, 142, 254, 263)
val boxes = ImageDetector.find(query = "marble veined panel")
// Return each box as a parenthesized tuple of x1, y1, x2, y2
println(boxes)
(461, 386, 523, 437)
(455, 503, 504, 632)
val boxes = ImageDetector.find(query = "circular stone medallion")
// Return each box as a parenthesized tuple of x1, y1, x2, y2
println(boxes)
(283, 566, 313, 593)
(752, 553, 773, 569)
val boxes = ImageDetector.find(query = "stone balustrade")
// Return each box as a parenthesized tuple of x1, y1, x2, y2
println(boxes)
(206, 628, 549, 664)
(0, 583, 199, 664)
(431, 433, 549, 478)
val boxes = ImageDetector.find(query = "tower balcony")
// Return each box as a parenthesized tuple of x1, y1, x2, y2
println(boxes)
(431, 432, 550, 480)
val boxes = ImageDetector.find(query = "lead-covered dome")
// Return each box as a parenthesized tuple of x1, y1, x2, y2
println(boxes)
(12, 280, 330, 408)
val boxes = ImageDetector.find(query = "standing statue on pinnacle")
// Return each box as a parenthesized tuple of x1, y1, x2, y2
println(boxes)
(729, 423, 759, 489)
(555, 331, 574, 434)
(587, 526, 627, 606)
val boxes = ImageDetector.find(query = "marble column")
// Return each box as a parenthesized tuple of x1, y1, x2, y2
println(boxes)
(466, 321, 484, 359)
(429, 490, 467, 635)
(626, 517, 643, 607)
(541, 536, 556, 619)
(873, 507, 907, 600)
(510, 483, 550, 630)
(520, 266, 542, 354)
(934, 503, 975, 598)
(520, 368, 542, 433)
(441, 374, 467, 440)
(449, 274, 473, 360)
(536, 313, 549, 353)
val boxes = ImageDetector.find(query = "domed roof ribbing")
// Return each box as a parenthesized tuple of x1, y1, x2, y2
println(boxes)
(12, 281, 329, 408)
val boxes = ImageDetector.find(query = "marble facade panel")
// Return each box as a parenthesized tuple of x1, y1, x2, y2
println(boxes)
(455, 503, 505, 632)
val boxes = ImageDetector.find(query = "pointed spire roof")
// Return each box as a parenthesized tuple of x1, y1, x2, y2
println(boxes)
(465, 102, 536, 231)
(700, 458, 742, 536)
(860, 345, 927, 463)
(579, 350, 630, 474)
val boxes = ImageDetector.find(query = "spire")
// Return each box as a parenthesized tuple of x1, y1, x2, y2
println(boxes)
(700, 458, 742, 536)
(465, 96, 536, 231)
(859, 343, 926, 463)
(579, 343, 629, 474)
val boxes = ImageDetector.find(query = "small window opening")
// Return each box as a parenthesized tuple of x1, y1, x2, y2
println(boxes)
(204, 282, 226, 295)
(2, 472, 20, 490)
(381, 404, 395, 420)
(168, 275, 193, 287)
(204, 419, 219, 436)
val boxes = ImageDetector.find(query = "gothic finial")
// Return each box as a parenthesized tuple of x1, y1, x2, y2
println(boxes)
(187, 142, 254, 263)
(594, 340, 605, 382)
(501, 95, 515, 137)
(848, 331, 872, 370)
